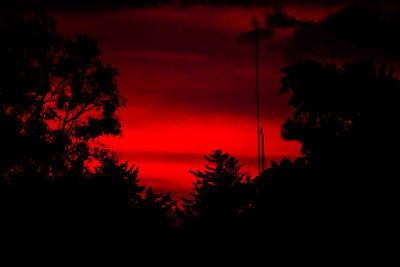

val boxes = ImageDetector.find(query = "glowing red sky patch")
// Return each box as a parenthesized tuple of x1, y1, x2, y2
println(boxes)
(51, 5, 340, 199)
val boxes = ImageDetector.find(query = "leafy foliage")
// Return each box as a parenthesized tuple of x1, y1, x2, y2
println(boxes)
(0, 11, 125, 182)
(250, 59, 400, 240)
(280, 59, 399, 170)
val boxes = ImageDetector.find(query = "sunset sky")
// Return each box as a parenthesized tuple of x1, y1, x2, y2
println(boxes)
(4, 0, 398, 199)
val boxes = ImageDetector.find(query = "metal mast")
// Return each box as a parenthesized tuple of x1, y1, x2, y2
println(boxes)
(261, 127, 265, 172)
(254, 18, 261, 176)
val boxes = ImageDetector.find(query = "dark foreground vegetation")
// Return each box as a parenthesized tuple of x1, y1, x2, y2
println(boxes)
(1, 12, 397, 247)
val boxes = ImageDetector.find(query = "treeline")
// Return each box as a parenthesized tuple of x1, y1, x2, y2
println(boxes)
(1, 12, 398, 241)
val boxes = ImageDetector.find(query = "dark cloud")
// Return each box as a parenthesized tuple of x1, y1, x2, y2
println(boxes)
(237, 28, 275, 43)
(1, 0, 169, 15)
(2, 0, 351, 15)
(265, 9, 309, 28)
(181, 0, 350, 7)
(321, 1, 400, 57)
(238, 0, 400, 63)
(280, 21, 374, 61)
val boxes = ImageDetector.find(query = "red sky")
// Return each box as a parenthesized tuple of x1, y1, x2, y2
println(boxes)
(51, 3, 352, 199)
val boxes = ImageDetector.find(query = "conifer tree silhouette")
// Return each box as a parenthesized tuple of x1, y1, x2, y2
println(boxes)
(181, 150, 252, 231)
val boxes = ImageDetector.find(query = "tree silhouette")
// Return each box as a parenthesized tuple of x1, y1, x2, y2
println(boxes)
(252, 59, 399, 242)
(180, 150, 252, 231)
(92, 155, 144, 206)
(0, 11, 179, 235)
(279, 59, 399, 174)
(0, 11, 124, 183)
(90, 155, 177, 230)
(141, 188, 177, 229)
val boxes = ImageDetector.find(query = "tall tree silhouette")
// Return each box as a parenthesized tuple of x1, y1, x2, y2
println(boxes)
(180, 150, 252, 230)
(252, 59, 399, 242)
(0, 11, 124, 183)
(279, 59, 399, 174)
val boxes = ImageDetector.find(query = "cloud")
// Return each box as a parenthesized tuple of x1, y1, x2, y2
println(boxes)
(321, 1, 400, 57)
(180, 0, 350, 8)
(237, 28, 275, 43)
(2, 0, 351, 15)
(239, 0, 400, 63)
(1, 0, 168, 15)
(265, 9, 309, 28)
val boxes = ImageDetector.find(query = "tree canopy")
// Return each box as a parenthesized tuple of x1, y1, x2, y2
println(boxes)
(280, 59, 399, 173)
(252, 59, 400, 242)
(0, 12, 124, 182)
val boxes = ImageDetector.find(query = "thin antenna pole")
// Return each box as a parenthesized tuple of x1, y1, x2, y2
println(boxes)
(254, 18, 261, 176)
(261, 127, 265, 172)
